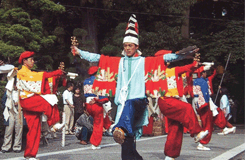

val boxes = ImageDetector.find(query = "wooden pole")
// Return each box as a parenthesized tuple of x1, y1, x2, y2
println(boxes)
(214, 53, 232, 103)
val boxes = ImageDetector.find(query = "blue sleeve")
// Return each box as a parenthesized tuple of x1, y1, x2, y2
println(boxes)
(163, 53, 186, 62)
(78, 49, 101, 62)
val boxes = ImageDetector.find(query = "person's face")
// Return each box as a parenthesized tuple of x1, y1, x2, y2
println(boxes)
(75, 88, 80, 94)
(68, 85, 74, 91)
(202, 72, 207, 78)
(23, 57, 34, 69)
(123, 43, 139, 57)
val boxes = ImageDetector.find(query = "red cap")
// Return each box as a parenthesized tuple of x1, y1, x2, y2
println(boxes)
(154, 50, 172, 57)
(88, 66, 98, 75)
(18, 51, 35, 64)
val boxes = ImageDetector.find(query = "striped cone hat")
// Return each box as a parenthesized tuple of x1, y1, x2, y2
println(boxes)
(122, 14, 142, 55)
(123, 14, 139, 45)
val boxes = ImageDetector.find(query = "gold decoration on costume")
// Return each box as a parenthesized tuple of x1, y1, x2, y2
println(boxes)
(147, 65, 166, 82)
(96, 67, 115, 82)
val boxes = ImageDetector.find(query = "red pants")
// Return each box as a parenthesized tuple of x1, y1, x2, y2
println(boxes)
(86, 103, 111, 146)
(158, 97, 202, 158)
(213, 108, 227, 129)
(197, 106, 213, 145)
(20, 95, 60, 158)
(143, 116, 154, 135)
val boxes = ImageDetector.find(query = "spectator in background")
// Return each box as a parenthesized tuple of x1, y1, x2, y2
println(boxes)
(63, 82, 75, 135)
(75, 110, 93, 145)
(218, 87, 236, 135)
(73, 86, 85, 128)
(1, 80, 23, 153)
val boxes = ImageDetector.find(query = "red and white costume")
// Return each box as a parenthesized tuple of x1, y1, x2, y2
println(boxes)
(17, 51, 64, 158)
(158, 61, 203, 158)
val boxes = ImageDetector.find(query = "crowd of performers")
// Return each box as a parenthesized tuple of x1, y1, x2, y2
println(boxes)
(0, 14, 236, 160)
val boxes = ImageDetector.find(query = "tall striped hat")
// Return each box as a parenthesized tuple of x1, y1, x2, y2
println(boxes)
(123, 14, 139, 45)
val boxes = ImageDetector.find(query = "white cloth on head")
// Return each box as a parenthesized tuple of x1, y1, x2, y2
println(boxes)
(0, 64, 15, 74)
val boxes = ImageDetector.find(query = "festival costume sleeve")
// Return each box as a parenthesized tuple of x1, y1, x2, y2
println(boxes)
(91, 53, 192, 98)
(92, 55, 121, 97)
(175, 61, 197, 97)
(163, 53, 190, 62)
(78, 49, 101, 62)
(208, 69, 216, 95)
(41, 70, 63, 94)
(175, 61, 197, 75)
(144, 54, 194, 98)
(145, 56, 167, 97)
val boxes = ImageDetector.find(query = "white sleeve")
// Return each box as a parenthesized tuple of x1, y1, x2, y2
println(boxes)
(63, 90, 68, 102)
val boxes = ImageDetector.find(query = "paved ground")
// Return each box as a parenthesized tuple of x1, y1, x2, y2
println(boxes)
(0, 124, 244, 160)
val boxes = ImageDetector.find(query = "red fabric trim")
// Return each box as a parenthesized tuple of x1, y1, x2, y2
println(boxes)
(208, 69, 216, 95)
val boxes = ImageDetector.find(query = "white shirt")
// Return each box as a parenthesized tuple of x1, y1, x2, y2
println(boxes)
(62, 89, 73, 105)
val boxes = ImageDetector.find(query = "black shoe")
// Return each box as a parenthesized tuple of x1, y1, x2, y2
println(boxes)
(14, 150, 21, 153)
(1, 150, 9, 153)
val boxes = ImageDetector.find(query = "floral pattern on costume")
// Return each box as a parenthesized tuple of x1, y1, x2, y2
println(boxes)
(193, 85, 206, 109)
(84, 84, 93, 94)
(167, 76, 177, 89)
(17, 78, 42, 99)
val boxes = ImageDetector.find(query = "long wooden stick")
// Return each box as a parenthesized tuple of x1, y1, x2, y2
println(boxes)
(214, 53, 232, 103)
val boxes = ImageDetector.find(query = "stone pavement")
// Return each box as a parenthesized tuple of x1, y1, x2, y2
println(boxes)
(0, 124, 244, 160)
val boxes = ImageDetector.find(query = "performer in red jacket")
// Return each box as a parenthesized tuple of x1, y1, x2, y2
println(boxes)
(17, 51, 65, 160)
(157, 52, 208, 160)
(83, 66, 111, 149)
